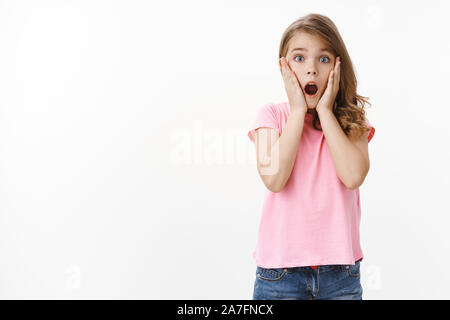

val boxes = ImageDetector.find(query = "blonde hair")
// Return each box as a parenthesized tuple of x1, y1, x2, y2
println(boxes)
(279, 13, 372, 139)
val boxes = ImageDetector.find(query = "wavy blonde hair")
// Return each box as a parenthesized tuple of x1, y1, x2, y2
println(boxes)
(279, 13, 372, 139)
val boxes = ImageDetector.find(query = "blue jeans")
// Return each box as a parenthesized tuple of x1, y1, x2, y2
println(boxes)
(252, 259, 363, 300)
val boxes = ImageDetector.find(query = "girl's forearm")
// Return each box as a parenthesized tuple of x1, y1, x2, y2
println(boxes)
(318, 109, 368, 189)
(269, 110, 306, 192)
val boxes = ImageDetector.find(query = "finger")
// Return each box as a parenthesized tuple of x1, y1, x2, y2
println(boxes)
(280, 59, 286, 75)
(281, 58, 301, 85)
(335, 69, 340, 91)
(335, 57, 341, 89)
(281, 58, 288, 73)
(324, 70, 333, 92)
(279, 58, 284, 73)
(283, 58, 294, 72)
(335, 57, 341, 77)
(287, 66, 300, 85)
(282, 64, 290, 80)
(284, 61, 291, 73)
(282, 59, 293, 78)
(335, 56, 340, 68)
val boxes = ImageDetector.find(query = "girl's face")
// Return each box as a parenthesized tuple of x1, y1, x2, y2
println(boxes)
(285, 31, 337, 109)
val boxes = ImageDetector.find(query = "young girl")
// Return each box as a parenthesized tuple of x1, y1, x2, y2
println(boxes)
(247, 13, 375, 300)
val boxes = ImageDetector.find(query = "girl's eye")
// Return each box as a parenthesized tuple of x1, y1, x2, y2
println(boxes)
(294, 56, 330, 63)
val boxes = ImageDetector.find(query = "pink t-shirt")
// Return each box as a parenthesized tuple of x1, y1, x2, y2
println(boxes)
(248, 101, 375, 268)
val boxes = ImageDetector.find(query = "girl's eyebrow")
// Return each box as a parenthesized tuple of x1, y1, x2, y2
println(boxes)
(290, 48, 332, 54)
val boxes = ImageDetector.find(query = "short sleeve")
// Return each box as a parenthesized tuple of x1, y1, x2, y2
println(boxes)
(365, 118, 375, 143)
(247, 103, 280, 144)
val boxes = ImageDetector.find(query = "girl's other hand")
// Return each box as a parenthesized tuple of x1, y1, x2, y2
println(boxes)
(316, 56, 341, 115)
(279, 57, 307, 114)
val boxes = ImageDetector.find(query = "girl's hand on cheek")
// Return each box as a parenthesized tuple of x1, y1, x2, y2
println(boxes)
(316, 56, 341, 115)
(279, 57, 307, 114)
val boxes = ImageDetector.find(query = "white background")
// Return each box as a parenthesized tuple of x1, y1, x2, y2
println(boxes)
(0, 0, 449, 299)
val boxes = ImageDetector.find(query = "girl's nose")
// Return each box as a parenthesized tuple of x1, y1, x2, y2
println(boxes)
(307, 71, 317, 75)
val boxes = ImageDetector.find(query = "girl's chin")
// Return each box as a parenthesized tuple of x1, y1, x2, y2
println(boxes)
(306, 101, 318, 109)
(305, 93, 321, 109)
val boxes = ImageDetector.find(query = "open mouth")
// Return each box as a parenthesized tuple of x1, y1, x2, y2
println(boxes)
(304, 82, 318, 96)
